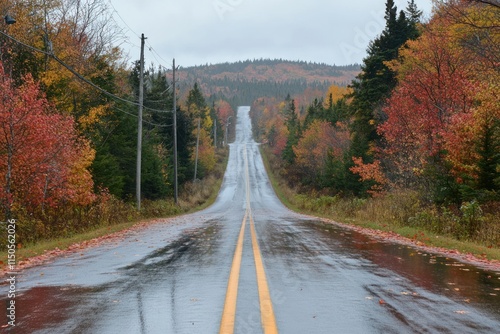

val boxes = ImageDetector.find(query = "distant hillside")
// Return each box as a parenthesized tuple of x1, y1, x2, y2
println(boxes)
(176, 59, 360, 108)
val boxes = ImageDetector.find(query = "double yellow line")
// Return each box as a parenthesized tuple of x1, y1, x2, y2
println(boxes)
(219, 145, 278, 334)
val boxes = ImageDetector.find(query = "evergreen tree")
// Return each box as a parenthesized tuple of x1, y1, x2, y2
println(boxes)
(87, 58, 136, 199)
(186, 82, 207, 117)
(304, 98, 324, 129)
(406, 0, 423, 24)
(141, 66, 173, 199)
(91, 109, 136, 199)
(477, 119, 500, 192)
(348, 0, 422, 171)
(282, 96, 300, 164)
(303, 96, 351, 130)
(148, 67, 195, 188)
(175, 106, 196, 183)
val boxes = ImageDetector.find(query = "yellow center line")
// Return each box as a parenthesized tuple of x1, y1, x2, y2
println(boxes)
(219, 211, 247, 334)
(220, 144, 278, 334)
(249, 214, 278, 334)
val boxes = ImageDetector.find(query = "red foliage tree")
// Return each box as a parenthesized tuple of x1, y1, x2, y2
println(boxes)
(0, 64, 95, 218)
(378, 18, 477, 187)
(214, 99, 234, 127)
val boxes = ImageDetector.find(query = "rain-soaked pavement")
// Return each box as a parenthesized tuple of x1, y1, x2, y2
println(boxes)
(3, 107, 499, 333)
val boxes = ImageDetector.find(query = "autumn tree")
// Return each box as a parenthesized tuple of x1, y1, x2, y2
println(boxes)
(1, 0, 134, 201)
(437, 0, 500, 198)
(294, 120, 350, 188)
(437, 0, 500, 70)
(378, 6, 500, 202)
(214, 99, 234, 147)
(0, 64, 95, 219)
(186, 83, 216, 178)
(250, 97, 288, 156)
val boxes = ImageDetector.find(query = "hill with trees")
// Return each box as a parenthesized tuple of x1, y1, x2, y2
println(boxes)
(176, 59, 360, 108)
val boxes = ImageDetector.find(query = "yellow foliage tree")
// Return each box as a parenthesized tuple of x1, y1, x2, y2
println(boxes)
(324, 84, 351, 106)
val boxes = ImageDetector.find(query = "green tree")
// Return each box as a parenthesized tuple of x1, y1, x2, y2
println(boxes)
(282, 96, 300, 164)
(348, 0, 422, 193)
(91, 109, 136, 199)
(186, 82, 207, 116)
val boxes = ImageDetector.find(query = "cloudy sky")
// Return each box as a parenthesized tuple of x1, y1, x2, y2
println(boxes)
(110, 0, 434, 68)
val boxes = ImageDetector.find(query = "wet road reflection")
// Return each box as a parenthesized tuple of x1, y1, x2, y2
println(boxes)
(4, 106, 499, 333)
(257, 218, 500, 333)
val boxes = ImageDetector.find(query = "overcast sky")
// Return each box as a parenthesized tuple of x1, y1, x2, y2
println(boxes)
(110, 0, 434, 68)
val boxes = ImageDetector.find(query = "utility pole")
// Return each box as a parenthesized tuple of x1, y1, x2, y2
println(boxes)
(136, 33, 145, 211)
(194, 118, 201, 181)
(172, 58, 178, 204)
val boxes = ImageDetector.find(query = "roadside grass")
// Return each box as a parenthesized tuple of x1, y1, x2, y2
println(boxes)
(179, 148, 228, 213)
(260, 146, 500, 262)
(1, 148, 229, 267)
(10, 220, 139, 264)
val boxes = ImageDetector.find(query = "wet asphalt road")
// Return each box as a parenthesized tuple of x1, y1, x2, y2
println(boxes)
(5, 107, 500, 333)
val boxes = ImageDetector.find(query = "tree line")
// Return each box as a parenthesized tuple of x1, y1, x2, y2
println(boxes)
(177, 59, 360, 110)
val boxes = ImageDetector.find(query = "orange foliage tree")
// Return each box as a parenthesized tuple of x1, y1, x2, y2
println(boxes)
(294, 120, 350, 185)
(350, 157, 387, 196)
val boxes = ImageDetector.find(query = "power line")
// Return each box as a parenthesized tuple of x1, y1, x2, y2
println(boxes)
(108, 0, 141, 41)
(112, 105, 173, 128)
(146, 43, 171, 70)
(108, 0, 170, 71)
(0, 30, 172, 114)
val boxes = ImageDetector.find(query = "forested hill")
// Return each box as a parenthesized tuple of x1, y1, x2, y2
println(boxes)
(176, 59, 360, 108)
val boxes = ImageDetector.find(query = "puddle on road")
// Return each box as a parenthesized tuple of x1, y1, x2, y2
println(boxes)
(6, 285, 105, 332)
(261, 218, 500, 319)
(311, 220, 499, 315)
(120, 220, 222, 274)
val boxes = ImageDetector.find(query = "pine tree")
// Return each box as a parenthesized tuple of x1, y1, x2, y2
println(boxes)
(282, 96, 300, 164)
(406, 0, 423, 25)
(348, 0, 422, 194)
(349, 0, 422, 154)
(149, 68, 195, 187)
(186, 82, 207, 117)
